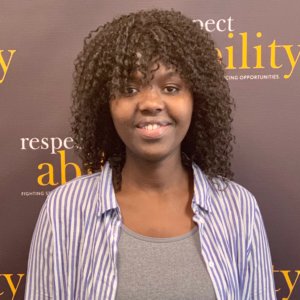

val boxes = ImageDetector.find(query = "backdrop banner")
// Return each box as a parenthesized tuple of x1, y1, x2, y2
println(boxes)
(0, 1, 299, 299)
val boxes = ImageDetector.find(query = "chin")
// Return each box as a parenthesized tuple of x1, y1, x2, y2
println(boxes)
(131, 148, 180, 163)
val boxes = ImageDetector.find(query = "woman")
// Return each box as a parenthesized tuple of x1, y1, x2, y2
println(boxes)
(25, 9, 276, 300)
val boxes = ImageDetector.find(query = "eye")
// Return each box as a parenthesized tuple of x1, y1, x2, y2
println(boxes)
(124, 86, 139, 96)
(163, 85, 180, 94)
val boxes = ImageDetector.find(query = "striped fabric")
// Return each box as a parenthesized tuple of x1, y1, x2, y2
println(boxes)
(25, 162, 276, 300)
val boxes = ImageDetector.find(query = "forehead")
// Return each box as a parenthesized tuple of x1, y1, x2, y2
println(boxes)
(129, 62, 182, 82)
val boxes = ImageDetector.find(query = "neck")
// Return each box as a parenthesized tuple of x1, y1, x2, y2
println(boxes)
(120, 151, 190, 193)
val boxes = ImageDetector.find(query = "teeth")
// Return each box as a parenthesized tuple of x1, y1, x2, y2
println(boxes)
(144, 124, 161, 130)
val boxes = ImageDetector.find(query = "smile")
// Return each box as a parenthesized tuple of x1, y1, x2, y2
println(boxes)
(136, 120, 171, 128)
(141, 124, 163, 130)
(135, 121, 171, 139)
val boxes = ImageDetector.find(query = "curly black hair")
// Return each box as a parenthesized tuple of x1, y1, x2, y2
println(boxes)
(71, 9, 234, 190)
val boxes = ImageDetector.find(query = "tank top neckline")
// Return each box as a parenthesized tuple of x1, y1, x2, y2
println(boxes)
(121, 223, 198, 243)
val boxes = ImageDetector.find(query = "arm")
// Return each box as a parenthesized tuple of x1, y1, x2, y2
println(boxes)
(25, 199, 54, 299)
(243, 202, 276, 299)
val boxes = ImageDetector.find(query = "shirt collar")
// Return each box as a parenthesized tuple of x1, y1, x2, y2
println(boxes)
(97, 162, 120, 217)
(191, 162, 213, 213)
(97, 161, 213, 216)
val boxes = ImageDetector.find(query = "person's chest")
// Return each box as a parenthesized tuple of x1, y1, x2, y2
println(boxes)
(63, 205, 243, 300)
(115, 192, 196, 237)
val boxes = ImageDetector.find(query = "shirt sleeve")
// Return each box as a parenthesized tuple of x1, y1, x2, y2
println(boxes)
(25, 198, 54, 299)
(243, 201, 277, 299)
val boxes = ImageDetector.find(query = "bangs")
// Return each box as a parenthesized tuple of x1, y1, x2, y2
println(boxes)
(109, 24, 186, 97)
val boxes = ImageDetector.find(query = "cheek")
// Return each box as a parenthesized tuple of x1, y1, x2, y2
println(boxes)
(176, 99, 193, 125)
(111, 114, 127, 137)
(109, 103, 132, 138)
(110, 98, 133, 118)
(110, 101, 124, 124)
(109, 105, 121, 135)
(186, 97, 194, 121)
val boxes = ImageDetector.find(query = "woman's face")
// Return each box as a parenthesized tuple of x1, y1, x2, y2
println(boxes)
(109, 63, 193, 162)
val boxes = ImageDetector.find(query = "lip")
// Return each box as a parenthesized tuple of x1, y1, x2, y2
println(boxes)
(135, 120, 172, 139)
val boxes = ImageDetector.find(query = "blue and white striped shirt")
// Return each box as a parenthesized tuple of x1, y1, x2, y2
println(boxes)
(25, 162, 276, 299)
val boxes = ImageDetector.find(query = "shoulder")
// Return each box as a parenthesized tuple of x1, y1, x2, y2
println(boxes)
(211, 178, 257, 211)
(204, 177, 264, 250)
(192, 163, 258, 216)
(208, 178, 259, 234)
(44, 172, 102, 220)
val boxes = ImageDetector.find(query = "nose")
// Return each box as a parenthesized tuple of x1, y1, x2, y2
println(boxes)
(138, 86, 165, 114)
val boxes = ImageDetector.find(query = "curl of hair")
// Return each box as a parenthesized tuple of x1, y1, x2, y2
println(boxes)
(71, 9, 235, 190)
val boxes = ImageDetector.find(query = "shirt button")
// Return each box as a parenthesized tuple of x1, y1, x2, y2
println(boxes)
(208, 261, 215, 268)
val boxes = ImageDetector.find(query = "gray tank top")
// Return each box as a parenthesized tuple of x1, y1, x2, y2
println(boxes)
(116, 224, 216, 300)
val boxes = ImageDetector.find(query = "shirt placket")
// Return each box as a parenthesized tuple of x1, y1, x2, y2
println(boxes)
(110, 208, 123, 300)
(192, 206, 222, 300)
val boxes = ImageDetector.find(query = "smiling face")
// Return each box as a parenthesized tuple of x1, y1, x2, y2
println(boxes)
(109, 63, 193, 163)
